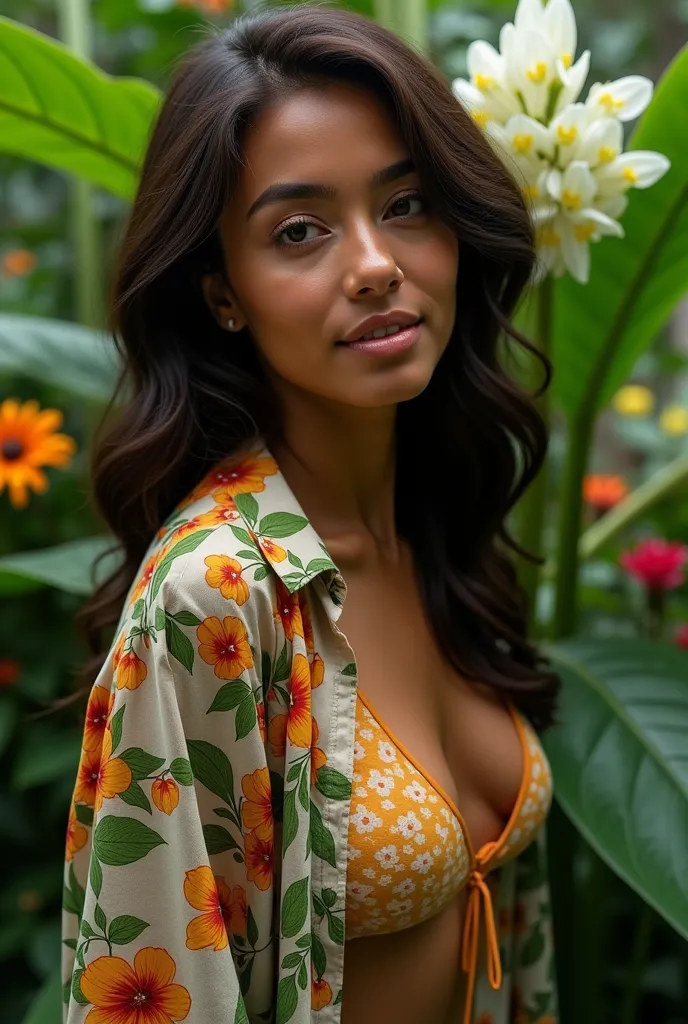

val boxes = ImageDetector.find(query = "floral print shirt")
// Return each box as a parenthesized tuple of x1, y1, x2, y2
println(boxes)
(62, 444, 558, 1024)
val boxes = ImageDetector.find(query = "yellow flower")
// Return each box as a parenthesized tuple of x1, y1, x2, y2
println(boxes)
(612, 385, 654, 417)
(0, 398, 76, 508)
(659, 404, 688, 436)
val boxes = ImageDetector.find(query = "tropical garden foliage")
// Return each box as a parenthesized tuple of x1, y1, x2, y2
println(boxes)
(1, 1, 688, 1022)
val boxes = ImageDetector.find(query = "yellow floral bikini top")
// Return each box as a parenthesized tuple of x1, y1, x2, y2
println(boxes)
(346, 690, 553, 1024)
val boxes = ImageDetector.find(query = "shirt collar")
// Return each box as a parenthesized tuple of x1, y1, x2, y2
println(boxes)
(229, 443, 345, 601)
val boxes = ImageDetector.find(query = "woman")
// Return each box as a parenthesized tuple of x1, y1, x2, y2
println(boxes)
(62, 5, 560, 1023)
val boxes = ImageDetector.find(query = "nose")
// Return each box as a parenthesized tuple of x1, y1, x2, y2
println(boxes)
(342, 219, 404, 298)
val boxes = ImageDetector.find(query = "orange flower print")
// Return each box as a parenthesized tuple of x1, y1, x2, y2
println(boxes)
(256, 536, 287, 564)
(152, 777, 180, 815)
(184, 866, 246, 950)
(286, 653, 312, 748)
(240, 767, 273, 840)
(94, 729, 132, 812)
(274, 579, 304, 642)
(130, 553, 158, 605)
(65, 806, 88, 862)
(311, 718, 327, 784)
(210, 453, 278, 504)
(74, 748, 101, 808)
(204, 554, 250, 605)
(197, 615, 254, 679)
(80, 946, 191, 1024)
(198, 504, 240, 527)
(257, 701, 266, 742)
(245, 832, 273, 891)
(83, 685, 111, 752)
(268, 713, 287, 760)
(300, 592, 314, 653)
(114, 633, 148, 691)
(311, 653, 324, 688)
(311, 974, 332, 1010)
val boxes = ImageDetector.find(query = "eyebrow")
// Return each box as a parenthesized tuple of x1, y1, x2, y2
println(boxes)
(246, 156, 416, 220)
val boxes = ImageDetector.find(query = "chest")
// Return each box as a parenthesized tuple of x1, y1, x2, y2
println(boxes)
(333, 552, 525, 852)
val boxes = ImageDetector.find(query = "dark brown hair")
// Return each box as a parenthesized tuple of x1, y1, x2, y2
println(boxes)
(77, 1, 559, 728)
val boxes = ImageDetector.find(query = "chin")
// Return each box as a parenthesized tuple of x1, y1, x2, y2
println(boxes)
(348, 362, 435, 408)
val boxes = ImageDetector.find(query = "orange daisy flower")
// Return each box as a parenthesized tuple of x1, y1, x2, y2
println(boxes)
(65, 806, 88, 862)
(583, 473, 629, 510)
(114, 635, 148, 691)
(184, 865, 246, 949)
(83, 685, 110, 752)
(311, 974, 332, 1011)
(80, 946, 191, 1024)
(211, 453, 278, 504)
(204, 555, 250, 605)
(152, 777, 180, 815)
(240, 767, 273, 840)
(274, 580, 304, 642)
(311, 718, 327, 785)
(245, 832, 273, 891)
(94, 729, 132, 812)
(0, 398, 76, 508)
(197, 615, 254, 679)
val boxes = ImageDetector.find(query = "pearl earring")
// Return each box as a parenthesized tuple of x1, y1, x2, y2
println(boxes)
(227, 317, 236, 330)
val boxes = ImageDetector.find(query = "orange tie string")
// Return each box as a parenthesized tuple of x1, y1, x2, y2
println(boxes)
(461, 865, 503, 1024)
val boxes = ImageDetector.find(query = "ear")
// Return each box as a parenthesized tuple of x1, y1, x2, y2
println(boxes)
(200, 271, 245, 331)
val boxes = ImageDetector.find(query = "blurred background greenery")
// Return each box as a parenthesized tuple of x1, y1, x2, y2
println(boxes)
(1, 1, 688, 1022)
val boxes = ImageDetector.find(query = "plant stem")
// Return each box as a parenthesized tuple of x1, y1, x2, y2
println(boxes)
(516, 275, 554, 629)
(552, 409, 593, 638)
(620, 900, 654, 1024)
(373, 0, 429, 55)
(57, 0, 103, 328)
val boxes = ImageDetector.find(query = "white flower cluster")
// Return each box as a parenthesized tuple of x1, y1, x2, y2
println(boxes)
(451, 0, 670, 283)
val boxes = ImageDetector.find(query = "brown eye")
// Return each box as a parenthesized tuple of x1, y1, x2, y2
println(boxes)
(388, 192, 425, 218)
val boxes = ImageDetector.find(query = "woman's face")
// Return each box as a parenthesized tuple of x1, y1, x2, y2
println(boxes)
(203, 80, 459, 410)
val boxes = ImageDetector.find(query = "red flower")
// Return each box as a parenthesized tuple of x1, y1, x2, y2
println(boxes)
(620, 538, 688, 590)
(674, 623, 688, 650)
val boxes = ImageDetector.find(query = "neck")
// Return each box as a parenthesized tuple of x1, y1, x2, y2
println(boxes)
(270, 392, 398, 556)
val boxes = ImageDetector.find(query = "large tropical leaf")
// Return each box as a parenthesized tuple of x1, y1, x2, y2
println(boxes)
(0, 536, 121, 596)
(544, 637, 688, 939)
(0, 314, 120, 400)
(552, 43, 688, 417)
(0, 16, 160, 199)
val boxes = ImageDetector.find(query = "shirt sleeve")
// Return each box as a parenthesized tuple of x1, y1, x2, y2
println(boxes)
(62, 541, 279, 1024)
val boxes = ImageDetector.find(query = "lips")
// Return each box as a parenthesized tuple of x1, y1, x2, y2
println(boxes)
(341, 311, 421, 344)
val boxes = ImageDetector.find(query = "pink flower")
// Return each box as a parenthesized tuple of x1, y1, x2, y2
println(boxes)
(619, 538, 688, 591)
(674, 623, 688, 650)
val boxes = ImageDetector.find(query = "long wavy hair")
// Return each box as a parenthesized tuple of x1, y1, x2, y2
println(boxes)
(76, 1, 560, 728)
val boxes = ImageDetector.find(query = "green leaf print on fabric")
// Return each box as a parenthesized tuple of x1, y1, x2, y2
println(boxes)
(119, 780, 152, 814)
(235, 492, 259, 527)
(150, 529, 214, 599)
(315, 766, 351, 801)
(234, 997, 250, 1024)
(202, 823, 242, 855)
(276, 973, 299, 1024)
(92, 815, 166, 866)
(74, 803, 93, 826)
(118, 747, 166, 780)
(207, 680, 252, 713)
(62, 864, 85, 917)
(281, 877, 309, 938)
(187, 738, 235, 806)
(309, 800, 336, 868)
(169, 756, 193, 785)
(164, 614, 195, 673)
(258, 512, 308, 539)
(107, 914, 149, 945)
(109, 705, 125, 753)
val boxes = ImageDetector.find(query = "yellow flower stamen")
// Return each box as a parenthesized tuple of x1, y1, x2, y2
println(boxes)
(598, 146, 616, 164)
(473, 73, 493, 90)
(523, 184, 540, 200)
(598, 92, 625, 113)
(560, 53, 572, 69)
(561, 189, 582, 211)
(512, 133, 533, 154)
(538, 225, 561, 248)
(623, 167, 638, 185)
(472, 110, 491, 128)
(527, 62, 548, 84)
(574, 222, 596, 242)
(557, 125, 578, 146)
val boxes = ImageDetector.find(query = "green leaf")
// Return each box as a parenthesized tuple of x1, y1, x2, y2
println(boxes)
(553, 43, 688, 417)
(258, 513, 308, 539)
(235, 697, 257, 740)
(62, 865, 85, 918)
(295, 934, 312, 949)
(544, 637, 688, 939)
(90, 856, 103, 899)
(171, 610, 202, 627)
(297, 959, 308, 990)
(520, 922, 545, 968)
(108, 915, 149, 946)
(231, 526, 256, 548)
(309, 801, 336, 869)
(235, 493, 259, 527)
(281, 952, 303, 969)
(321, 888, 337, 909)
(316, 767, 351, 801)
(253, 565, 269, 582)
(72, 966, 89, 1006)
(119, 781, 152, 815)
(282, 787, 298, 855)
(0, 314, 119, 401)
(234, 996, 249, 1024)
(169, 757, 193, 786)
(150, 530, 213, 600)
(80, 920, 96, 939)
(94, 903, 107, 933)
(187, 739, 234, 805)
(327, 911, 344, 946)
(202, 823, 240, 855)
(312, 931, 327, 979)
(154, 607, 166, 631)
(273, 642, 290, 683)
(298, 767, 309, 812)
(341, 662, 357, 677)
(287, 551, 304, 569)
(275, 973, 299, 1024)
(119, 747, 165, 780)
(0, 536, 121, 597)
(162, 616, 194, 673)
(207, 681, 251, 713)
(74, 803, 94, 827)
(305, 558, 335, 575)
(0, 17, 160, 198)
(93, 816, 166, 866)
(247, 906, 259, 949)
(109, 705, 125, 754)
